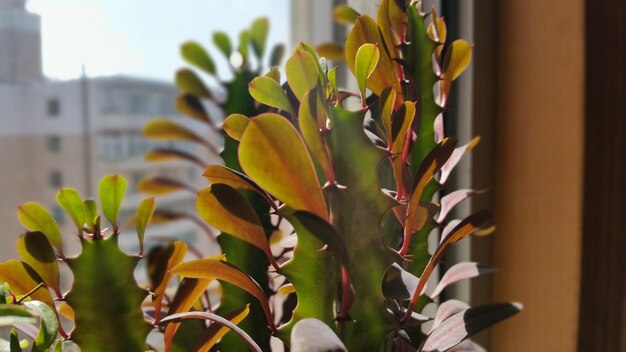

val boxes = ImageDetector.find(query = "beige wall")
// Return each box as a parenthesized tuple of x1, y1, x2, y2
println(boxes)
(491, 0, 584, 350)
(0, 134, 87, 260)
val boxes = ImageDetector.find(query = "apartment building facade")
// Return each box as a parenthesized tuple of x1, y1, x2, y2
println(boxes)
(0, 0, 210, 260)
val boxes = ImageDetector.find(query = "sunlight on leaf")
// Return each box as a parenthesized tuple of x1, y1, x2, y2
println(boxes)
(248, 76, 294, 114)
(181, 41, 216, 75)
(222, 114, 250, 141)
(17, 203, 63, 256)
(355, 43, 380, 103)
(98, 175, 127, 230)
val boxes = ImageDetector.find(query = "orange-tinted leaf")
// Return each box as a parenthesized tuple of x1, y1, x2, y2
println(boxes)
(193, 305, 250, 352)
(202, 165, 258, 193)
(316, 43, 344, 61)
(355, 43, 380, 103)
(299, 89, 334, 182)
(175, 68, 212, 98)
(161, 309, 261, 352)
(264, 67, 281, 83)
(222, 114, 250, 141)
(144, 148, 207, 168)
(248, 76, 294, 114)
(171, 259, 275, 331)
(391, 101, 416, 154)
(346, 15, 398, 96)
(175, 94, 211, 124)
(153, 242, 187, 316)
(333, 5, 360, 25)
(197, 184, 276, 267)
(403, 139, 457, 249)
(380, 87, 397, 144)
(143, 118, 203, 143)
(286, 50, 320, 100)
(377, 0, 403, 60)
(17, 232, 60, 297)
(0, 260, 54, 308)
(238, 113, 327, 219)
(137, 177, 187, 196)
(442, 40, 472, 81)
(17, 203, 63, 256)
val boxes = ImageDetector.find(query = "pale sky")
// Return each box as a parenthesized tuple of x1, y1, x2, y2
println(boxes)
(26, 0, 291, 81)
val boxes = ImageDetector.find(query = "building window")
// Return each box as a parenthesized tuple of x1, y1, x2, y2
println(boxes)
(52, 206, 65, 225)
(47, 98, 60, 117)
(49, 171, 62, 188)
(46, 135, 60, 153)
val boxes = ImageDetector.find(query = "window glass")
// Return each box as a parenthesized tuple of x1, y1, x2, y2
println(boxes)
(47, 98, 60, 117)
(46, 135, 60, 152)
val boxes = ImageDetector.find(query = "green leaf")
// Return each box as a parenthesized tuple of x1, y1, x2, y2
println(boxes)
(55, 188, 85, 234)
(334, 5, 360, 25)
(171, 259, 275, 332)
(83, 199, 97, 231)
(355, 43, 380, 103)
(269, 44, 286, 67)
(248, 77, 294, 114)
(197, 184, 276, 267)
(0, 260, 54, 308)
(380, 87, 396, 144)
(222, 114, 250, 141)
(264, 67, 281, 83)
(286, 50, 320, 100)
(65, 236, 151, 352)
(24, 301, 58, 352)
(98, 175, 127, 230)
(442, 40, 472, 81)
(250, 17, 269, 58)
(345, 15, 398, 96)
(17, 203, 63, 256)
(238, 30, 250, 63)
(17, 232, 60, 297)
(213, 31, 232, 58)
(0, 305, 35, 326)
(181, 41, 216, 75)
(135, 197, 155, 255)
(175, 68, 212, 98)
(175, 94, 211, 124)
(328, 66, 338, 94)
(238, 113, 327, 219)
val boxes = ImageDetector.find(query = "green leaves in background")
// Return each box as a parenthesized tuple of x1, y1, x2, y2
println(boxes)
(181, 41, 216, 75)
(250, 17, 269, 58)
(17, 203, 63, 256)
(175, 68, 212, 98)
(333, 5, 360, 25)
(213, 31, 232, 58)
(98, 175, 127, 231)
(23, 300, 58, 352)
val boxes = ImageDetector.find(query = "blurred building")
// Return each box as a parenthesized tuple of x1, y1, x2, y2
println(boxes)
(0, 0, 208, 259)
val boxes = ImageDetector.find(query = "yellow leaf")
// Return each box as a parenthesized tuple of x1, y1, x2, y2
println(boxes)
(286, 50, 320, 100)
(442, 40, 472, 81)
(222, 114, 250, 141)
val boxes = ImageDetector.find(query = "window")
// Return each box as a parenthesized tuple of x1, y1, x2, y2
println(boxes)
(47, 98, 60, 117)
(46, 135, 60, 153)
(48, 171, 62, 188)
(129, 93, 147, 114)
